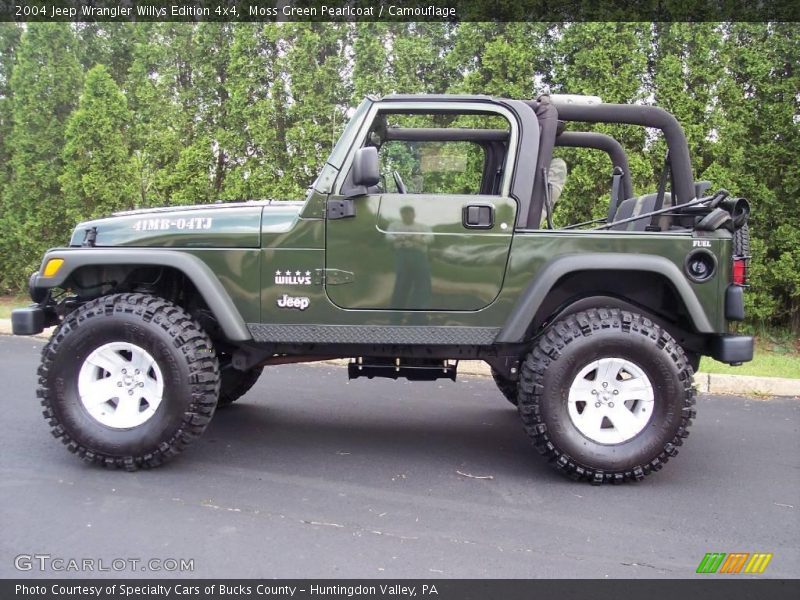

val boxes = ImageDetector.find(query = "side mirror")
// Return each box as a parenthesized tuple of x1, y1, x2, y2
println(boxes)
(352, 146, 380, 188)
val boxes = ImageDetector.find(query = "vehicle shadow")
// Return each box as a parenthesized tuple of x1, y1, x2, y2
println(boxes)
(192, 386, 561, 485)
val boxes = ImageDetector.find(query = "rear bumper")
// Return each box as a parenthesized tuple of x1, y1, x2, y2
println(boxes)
(709, 334, 753, 365)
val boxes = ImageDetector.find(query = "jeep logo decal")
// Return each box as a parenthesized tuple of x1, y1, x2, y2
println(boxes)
(277, 294, 310, 310)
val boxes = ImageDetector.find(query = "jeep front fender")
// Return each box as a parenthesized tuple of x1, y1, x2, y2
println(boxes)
(33, 248, 252, 342)
(496, 253, 714, 343)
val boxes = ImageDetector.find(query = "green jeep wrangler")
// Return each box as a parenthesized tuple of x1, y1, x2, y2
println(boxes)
(12, 94, 753, 483)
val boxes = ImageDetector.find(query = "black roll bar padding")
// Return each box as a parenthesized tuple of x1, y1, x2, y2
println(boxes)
(551, 102, 696, 206)
(526, 99, 560, 228)
(555, 131, 634, 201)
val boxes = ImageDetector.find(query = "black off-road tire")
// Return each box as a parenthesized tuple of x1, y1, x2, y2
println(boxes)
(37, 293, 220, 470)
(217, 365, 264, 407)
(733, 222, 750, 257)
(518, 308, 696, 484)
(491, 368, 519, 406)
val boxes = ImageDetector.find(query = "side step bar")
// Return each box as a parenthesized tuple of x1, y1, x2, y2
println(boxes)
(348, 358, 457, 382)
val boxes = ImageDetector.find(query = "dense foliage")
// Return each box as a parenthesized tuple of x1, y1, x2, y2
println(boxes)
(0, 22, 797, 331)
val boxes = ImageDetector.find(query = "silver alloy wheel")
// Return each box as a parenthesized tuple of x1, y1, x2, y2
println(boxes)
(77, 342, 164, 429)
(567, 357, 654, 444)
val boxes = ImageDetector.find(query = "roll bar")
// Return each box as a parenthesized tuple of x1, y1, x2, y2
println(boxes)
(550, 102, 696, 206)
(555, 131, 634, 201)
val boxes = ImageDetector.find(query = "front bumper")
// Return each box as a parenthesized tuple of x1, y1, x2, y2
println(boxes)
(709, 334, 754, 365)
(11, 306, 46, 336)
(11, 304, 59, 336)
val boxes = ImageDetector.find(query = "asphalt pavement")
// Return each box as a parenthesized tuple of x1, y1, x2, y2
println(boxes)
(0, 335, 797, 579)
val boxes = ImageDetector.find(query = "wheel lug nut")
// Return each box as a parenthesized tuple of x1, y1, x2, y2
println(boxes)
(602, 382, 608, 388)
(613, 389, 619, 395)
(128, 389, 134, 395)
(608, 402, 614, 408)
(595, 402, 601, 408)
(138, 382, 144, 387)
(122, 369, 127, 374)
(591, 390, 598, 395)
(117, 382, 123, 387)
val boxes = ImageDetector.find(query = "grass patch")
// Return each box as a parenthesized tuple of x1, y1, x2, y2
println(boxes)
(700, 337, 800, 379)
(0, 294, 28, 319)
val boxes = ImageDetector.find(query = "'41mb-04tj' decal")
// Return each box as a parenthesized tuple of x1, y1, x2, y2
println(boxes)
(132, 217, 213, 231)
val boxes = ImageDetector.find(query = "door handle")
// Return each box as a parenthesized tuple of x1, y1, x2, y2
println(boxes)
(462, 204, 494, 229)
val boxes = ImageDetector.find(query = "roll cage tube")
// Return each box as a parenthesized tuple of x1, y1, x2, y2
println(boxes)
(525, 99, 560, 228)
(555, 131, 634, 201)
(552, 102, 696, 207)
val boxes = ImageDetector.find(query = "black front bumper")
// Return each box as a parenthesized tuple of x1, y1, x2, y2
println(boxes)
(710, 334, 754, 365)
(11, 306, 49, 336)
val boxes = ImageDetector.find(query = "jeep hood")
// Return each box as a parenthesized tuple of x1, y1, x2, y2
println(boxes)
(68, 201, 304, 248)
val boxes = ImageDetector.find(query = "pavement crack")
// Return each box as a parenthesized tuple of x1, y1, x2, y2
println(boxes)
(620, 561, 672, 573)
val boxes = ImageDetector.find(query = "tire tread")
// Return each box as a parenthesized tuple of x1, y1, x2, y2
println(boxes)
(37, 293, 219, 471)
(517, 308, 696, 484)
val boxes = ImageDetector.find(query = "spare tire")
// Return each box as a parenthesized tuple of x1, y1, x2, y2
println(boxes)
(733, 223, 750, 257)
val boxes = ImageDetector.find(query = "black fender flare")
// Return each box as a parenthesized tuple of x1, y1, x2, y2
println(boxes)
(33, 248, 252, 342)
(496, 253, 714, 343)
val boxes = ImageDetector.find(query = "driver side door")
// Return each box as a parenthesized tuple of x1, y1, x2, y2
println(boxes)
(325, 131, 516, 315)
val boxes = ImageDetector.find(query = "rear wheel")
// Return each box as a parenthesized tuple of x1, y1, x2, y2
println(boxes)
(518, 308, 696, 484)
(37, 293, 219, 470)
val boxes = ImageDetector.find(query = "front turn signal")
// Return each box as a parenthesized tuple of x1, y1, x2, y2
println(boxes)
(43, 258, 64, 278)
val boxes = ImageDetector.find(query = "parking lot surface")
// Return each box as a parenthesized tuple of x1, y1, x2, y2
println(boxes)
(0, 335, 797, 578)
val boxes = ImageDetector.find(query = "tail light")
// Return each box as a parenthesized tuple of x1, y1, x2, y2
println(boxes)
(732, 257, 748, 286)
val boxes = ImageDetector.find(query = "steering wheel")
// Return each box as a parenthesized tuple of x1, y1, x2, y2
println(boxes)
(392, 170, 407, 194)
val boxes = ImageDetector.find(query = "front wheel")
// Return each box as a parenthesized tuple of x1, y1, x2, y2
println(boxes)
(37, 293, 220, 470)
(217, 364, 263, 408)
(518, 308, 696, 484)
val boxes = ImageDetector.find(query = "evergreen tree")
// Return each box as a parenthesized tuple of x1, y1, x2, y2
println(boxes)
(1, 23, 82, 291)
(0, 23, 20, 194)
(61, 64, 137, 222)
(707, 23, 800, 332)
(550, 23, 651, 225)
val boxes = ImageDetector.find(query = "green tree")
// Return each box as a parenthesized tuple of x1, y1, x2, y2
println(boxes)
(282, 23, 352, 193)
(0, 23, 21, 194)
(60, 64, 137, 222)
(550, 23, 651, 226)
(1, 23, 82, 291)
(706, 23, 800, 332)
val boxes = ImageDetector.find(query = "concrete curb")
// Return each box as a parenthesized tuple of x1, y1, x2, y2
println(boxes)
(1, 318, 798, 398)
